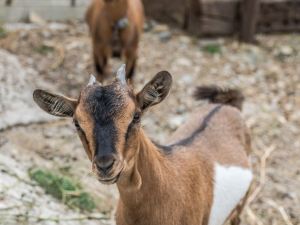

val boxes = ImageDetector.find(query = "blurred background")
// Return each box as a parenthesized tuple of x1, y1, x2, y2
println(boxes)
(0, 0, 299, 224)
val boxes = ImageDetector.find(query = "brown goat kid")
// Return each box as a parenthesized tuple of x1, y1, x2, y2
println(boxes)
(33, 65, 253, 225)
(86, 0, 144, 81)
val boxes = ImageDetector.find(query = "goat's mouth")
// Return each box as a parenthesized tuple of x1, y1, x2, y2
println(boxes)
(98, 172, 121, 184)
(98, 170, 122, 184)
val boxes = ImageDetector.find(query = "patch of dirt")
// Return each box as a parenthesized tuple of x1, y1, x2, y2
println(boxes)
(0, 21, 299, 225)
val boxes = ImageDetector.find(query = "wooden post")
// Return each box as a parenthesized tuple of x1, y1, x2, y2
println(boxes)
(240, 0, 260, 43)
(71, 0, 76, 7)
(5, 0, 13, 6)
(184, 0, 202, 35)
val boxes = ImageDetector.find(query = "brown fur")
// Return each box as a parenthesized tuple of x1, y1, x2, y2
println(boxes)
(86, 0, 144, 81)
(114, 105, 251, 225)
(116, 130, 215, 225)
(33, 76, 252, 225)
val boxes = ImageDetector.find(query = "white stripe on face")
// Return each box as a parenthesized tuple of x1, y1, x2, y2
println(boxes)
(208, 164, 253, 225)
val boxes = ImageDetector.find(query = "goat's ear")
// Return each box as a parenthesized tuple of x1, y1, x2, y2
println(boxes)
(33, 89, 77, 117)
(137, 71, 172, 110)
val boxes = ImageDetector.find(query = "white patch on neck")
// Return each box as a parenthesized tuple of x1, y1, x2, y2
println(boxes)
(208, 164, 253, 225)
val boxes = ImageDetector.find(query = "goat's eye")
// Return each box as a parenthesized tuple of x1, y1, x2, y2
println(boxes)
(74, 120, 82, 130)
(133, 112, 141, 123)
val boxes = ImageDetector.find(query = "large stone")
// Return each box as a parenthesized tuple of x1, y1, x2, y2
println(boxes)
(0, 50, 52, 130)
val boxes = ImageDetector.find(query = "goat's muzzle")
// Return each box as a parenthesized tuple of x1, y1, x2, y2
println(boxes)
(93, 155, 123, 184)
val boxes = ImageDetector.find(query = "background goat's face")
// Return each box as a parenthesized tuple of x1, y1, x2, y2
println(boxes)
(33, 70, 172, 184)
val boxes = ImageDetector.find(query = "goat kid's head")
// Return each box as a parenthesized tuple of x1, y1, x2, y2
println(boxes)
(33, 65, 172, 184)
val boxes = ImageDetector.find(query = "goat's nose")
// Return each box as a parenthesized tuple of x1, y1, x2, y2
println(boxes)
(95, 155, 115, 174)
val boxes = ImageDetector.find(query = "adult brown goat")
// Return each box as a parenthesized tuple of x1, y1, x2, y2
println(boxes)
(86, 0, 144, 82)
(33, 65, 253, 225)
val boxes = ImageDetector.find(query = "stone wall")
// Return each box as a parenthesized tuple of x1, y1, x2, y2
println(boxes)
(0, 0, 90, 22)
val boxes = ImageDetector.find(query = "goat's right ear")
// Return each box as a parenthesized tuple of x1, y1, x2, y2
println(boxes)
(137, 71, 172, 110)
(33, 89, 77, 117)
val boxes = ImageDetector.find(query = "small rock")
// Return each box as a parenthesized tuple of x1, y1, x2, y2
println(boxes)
(153, 24, 169, 33)
(179, 75, 193, 85)
(279, 45, 293, 56)
(168, 115, 186, 130)
(158, 31, 172, 42)
(48, 22, 68, 31)
(143, 20, 157, 32)
(198, 38, 223, 47)
(4, 23, 39, 31)
(178, 35, 191, 44)
(175, 105, 186, 114)
(176, 57, 192, 67)
(29, 11, 47, 26)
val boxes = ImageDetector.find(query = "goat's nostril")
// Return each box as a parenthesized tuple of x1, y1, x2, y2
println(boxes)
(95, 157, 115, 174)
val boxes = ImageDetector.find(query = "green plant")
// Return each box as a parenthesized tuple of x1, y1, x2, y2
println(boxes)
(29, 168, 96, 212)
(0, 25, 7, 39)
(202, 43, 221, 54)
(34, 44, 54, 55)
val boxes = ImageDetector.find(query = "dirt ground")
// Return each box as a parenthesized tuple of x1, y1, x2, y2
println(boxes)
(0, 21, 299, 225)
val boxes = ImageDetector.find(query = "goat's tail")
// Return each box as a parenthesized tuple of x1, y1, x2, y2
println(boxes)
(193, 85, 244, 110)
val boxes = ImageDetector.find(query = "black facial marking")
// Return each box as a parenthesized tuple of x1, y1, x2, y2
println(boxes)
(94, 121, 117, 157)
(84, 85, 126, 157)
(74, 119, 90, 147)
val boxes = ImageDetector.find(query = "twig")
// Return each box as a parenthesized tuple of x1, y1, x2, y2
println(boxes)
(247, 145, 275, 204)
(265, 199, 294, 225)
(244, 145, 275, 225)
(245, 207, 264, 225)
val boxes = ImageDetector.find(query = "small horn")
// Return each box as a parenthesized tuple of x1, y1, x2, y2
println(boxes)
(87, 74, 96, 86)
(116, 64, 126, 85)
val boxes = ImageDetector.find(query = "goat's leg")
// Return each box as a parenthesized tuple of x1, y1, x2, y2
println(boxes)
(124, 46, 138, 81)
(93, 44, 110, 82)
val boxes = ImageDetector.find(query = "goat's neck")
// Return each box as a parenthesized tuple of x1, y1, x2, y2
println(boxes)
(117, 129, 170, 205)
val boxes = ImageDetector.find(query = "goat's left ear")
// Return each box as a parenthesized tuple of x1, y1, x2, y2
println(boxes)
(137, 71, 172, 110)
(33, 89, 77, 117)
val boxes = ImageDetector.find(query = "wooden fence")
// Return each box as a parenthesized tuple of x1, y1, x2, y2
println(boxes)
(143, 0, 300, 42)
(1, 0, 300, 42)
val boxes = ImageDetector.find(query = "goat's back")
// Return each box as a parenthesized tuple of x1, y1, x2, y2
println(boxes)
(167, 104, 251, 168)
(85, 0, 144, 36)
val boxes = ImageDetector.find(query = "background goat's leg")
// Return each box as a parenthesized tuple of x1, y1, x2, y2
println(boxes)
(124, 46, 137, 81)
(93, 44, 110, 82)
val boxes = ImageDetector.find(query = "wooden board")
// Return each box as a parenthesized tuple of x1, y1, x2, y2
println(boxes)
(142, 0, 187, 26)
(258, 0, 300, 33)
(143, 0, 300, 36)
